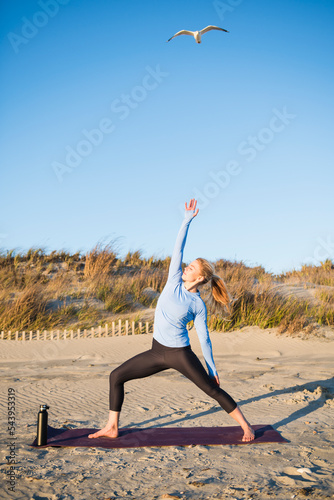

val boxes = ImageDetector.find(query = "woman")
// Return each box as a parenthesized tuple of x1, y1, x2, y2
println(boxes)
(89, 199, 255, 442)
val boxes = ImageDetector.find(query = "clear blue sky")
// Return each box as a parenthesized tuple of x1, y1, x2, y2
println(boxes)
(1, 0, 333, 275)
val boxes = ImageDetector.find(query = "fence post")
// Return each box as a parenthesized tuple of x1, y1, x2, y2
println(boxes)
(2, 322, 154, 341)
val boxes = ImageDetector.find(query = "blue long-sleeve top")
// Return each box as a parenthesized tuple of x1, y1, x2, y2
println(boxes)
(153, 210, 218, 377)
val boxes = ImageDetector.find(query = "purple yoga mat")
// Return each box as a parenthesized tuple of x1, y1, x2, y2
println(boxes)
(30, 424, 288, 449)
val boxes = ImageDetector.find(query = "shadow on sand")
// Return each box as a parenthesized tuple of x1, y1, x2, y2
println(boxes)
(127, 376, 334, 431)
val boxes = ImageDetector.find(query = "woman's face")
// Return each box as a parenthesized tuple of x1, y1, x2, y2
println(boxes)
(182, 259, 203, 283)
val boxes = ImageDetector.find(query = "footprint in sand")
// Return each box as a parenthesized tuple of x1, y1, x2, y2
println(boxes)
(276, 466, 318, 486)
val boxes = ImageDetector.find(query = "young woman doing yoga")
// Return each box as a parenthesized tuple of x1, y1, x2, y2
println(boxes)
(89, 199, 255, 442)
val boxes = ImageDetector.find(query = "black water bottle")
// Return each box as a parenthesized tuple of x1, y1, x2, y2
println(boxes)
(37, 404, 50, 446)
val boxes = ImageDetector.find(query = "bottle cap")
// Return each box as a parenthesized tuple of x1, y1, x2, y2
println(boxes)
(39, 404, 50, 410)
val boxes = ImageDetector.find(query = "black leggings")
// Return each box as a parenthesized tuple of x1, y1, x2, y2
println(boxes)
(109, 338, 237, 414)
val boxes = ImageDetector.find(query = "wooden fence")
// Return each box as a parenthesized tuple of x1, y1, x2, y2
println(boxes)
(0, 320, 154, 341)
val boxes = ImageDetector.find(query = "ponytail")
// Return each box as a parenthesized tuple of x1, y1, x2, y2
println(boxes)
(210, 274, 234, 314)
(196, 258, 235, 315)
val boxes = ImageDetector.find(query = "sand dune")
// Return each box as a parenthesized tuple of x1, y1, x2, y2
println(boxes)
(1, 326, 333, 499)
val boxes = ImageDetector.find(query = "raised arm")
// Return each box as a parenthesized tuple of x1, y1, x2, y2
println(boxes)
(167, 199, 199, 284)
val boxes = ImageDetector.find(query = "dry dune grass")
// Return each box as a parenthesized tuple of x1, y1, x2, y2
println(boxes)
(83, 242, 118, 283)
(0, 283, 48, 331)
(0, 243, 333, 334)
(279, 259, 334, 286)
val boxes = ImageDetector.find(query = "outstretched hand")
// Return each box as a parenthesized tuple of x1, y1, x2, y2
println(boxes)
(185, 198, 199, 218)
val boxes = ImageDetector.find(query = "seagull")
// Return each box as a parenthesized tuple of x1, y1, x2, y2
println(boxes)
(167, 25, 229, 44)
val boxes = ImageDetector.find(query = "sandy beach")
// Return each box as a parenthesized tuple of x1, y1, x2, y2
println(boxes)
(1, 326, 334, 499)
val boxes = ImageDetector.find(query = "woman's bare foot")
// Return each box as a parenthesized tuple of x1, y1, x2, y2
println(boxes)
(88, 410, 120, 439)
(88, 425, 118, 439)
(228, 405, 255, 442)
(242, 425, 255, 442)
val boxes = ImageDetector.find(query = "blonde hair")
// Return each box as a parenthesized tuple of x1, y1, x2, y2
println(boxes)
(196, 258, 234, 315)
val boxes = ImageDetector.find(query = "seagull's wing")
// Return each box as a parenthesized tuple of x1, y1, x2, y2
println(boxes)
(200, 25, 229, 35)
(167, 30, 195, 42)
